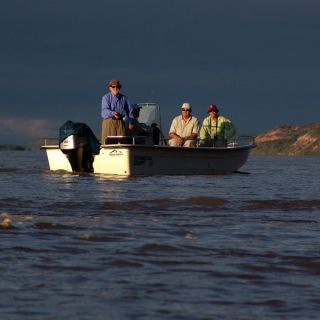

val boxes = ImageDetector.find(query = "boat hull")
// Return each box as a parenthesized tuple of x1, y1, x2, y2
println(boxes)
(41, 144, 254, 176)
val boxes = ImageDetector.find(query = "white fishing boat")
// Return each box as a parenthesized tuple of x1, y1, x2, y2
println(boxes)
(41, 103, 255, 176)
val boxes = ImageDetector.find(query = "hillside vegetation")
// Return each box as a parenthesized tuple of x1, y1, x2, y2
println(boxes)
(252, 122, 320, 155)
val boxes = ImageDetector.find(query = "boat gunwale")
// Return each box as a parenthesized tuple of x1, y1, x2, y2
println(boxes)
(41, 143, 256, 152)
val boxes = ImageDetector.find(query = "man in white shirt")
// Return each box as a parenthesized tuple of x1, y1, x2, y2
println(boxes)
(168, 102, 200, 147)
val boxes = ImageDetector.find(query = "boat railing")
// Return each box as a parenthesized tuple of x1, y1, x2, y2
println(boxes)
(42, 135, 255, 148)
(103, 135, 255, 148)
(104, 135, 155, 146)
(41, 135, 160, 148)
(42, 138, 60, 146)
(226, 136, 256, 148)
(194, 136, 255, 148)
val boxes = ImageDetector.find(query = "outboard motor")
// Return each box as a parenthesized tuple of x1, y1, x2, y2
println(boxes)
(59, 121, 100, 173)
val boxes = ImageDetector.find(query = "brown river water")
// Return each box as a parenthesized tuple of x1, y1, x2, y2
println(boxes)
(0, 151, 320, 319)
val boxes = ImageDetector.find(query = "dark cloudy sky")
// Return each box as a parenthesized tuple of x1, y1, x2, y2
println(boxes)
(1, 0, 319, 144)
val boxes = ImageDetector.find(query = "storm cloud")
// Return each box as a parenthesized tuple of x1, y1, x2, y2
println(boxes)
(1, 0, 319, 143)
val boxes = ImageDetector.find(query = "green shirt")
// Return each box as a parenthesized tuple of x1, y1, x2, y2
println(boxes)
(199, 115, 236, 140)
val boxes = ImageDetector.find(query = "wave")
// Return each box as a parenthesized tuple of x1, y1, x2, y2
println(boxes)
(1, 197, 320, 214)
(94, 197, 320, 213)
(241, 199, 320, 212)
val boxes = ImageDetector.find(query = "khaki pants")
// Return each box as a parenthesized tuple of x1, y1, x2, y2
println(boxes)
(168, 139, 196, 147)
(101, 118, 125, 144)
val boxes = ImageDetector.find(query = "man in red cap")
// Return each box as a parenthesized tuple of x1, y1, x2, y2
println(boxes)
(199, 104, 236, 147)
(101, 79, 135, 144)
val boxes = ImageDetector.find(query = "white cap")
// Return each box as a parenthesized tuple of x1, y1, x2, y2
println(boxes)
(181, 102, 191, 110)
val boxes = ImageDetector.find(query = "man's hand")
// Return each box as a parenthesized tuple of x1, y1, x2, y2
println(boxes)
(174, 135, 185, 145)
(113, 112, 120, 119)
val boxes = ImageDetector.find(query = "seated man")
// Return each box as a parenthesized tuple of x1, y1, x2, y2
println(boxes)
(125, 104, 147, 135)
(199, 104, 236, 147)
(168, 102, 199, 147)
(125, 104, 153, 144)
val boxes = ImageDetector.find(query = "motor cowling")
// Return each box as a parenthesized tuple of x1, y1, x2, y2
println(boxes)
(59, 121, 100, 173)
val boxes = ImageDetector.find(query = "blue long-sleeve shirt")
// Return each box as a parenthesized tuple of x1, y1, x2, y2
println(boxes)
(101, 92, 135, 124)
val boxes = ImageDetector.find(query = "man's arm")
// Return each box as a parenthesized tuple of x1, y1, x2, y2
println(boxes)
(101, 95, 114, 119)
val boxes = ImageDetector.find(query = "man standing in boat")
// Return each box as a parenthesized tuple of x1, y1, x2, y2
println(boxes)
(101, 79, 135, 144)
(199, 104, 236, 147)
(168, 102, 200, 147)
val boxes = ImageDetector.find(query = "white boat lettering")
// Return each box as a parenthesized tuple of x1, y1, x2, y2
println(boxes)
(109, 150, 123, 156)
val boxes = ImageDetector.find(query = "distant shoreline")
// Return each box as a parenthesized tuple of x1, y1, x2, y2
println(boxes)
(0, 144, 27, 151)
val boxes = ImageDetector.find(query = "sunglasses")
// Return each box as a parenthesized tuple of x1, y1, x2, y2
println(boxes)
(181, 108, 191, 111)
(110, 85, 121, 89)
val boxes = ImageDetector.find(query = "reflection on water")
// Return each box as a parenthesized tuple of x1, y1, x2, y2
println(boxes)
(0, 151, 320, 319)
